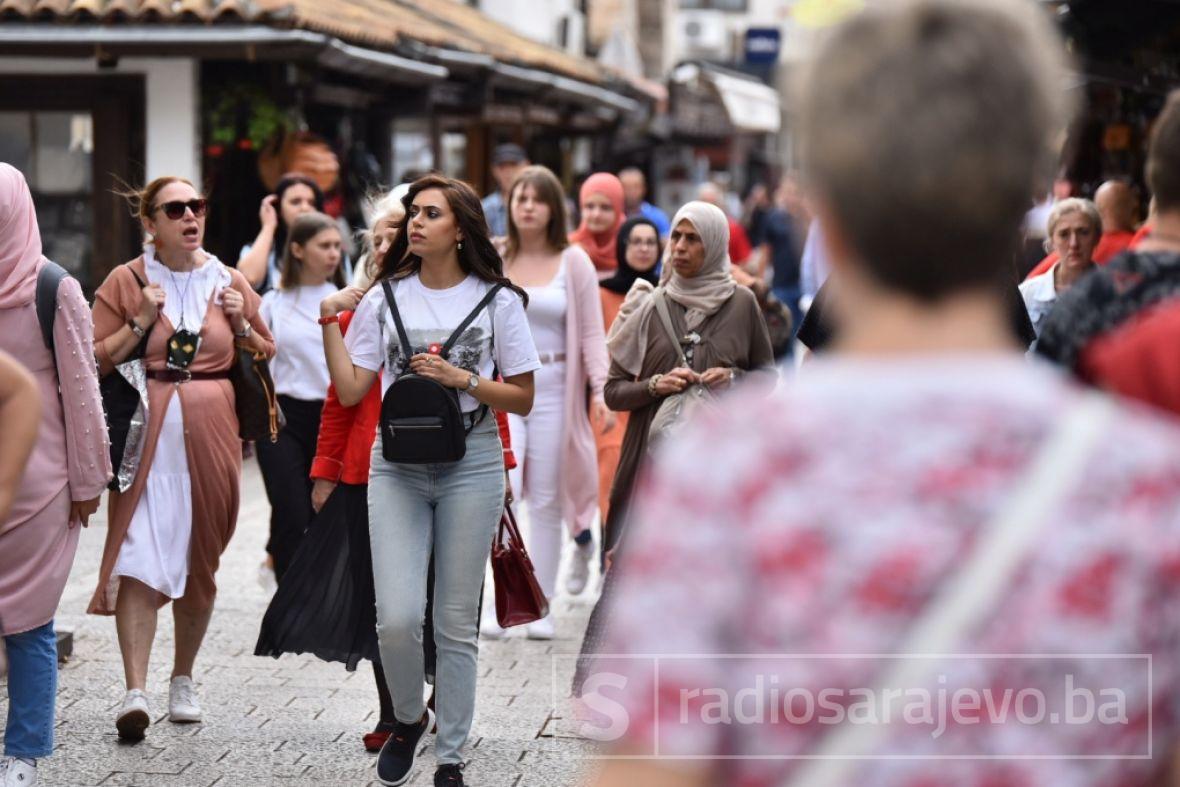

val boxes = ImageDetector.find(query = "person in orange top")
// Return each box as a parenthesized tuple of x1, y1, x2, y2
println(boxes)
(595, 217, 660, 527)
(1025, 179, 1139, 278)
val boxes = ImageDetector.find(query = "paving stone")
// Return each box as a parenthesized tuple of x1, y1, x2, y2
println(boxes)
(2, 461, 607, 785)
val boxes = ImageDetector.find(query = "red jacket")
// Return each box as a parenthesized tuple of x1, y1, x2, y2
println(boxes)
(310, 310, 516, 485)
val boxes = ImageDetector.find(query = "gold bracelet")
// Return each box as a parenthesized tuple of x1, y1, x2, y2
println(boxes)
(647, 374, 663, 397)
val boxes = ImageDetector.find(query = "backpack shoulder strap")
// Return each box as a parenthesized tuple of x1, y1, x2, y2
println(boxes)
(652, 288, 690, 368)
(35, 261, 70, 352)
(381, 279, 415, 362)
(441, 283, 504, 358)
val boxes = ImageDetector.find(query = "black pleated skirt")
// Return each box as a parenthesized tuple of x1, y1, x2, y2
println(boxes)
(255, 482, 381, 671)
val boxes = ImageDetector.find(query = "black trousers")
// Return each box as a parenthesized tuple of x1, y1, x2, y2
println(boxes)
(257, 394, 323, 582)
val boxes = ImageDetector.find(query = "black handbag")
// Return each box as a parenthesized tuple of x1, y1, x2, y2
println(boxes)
(100, 265, 152, 492)
(230, 346, 284, 443)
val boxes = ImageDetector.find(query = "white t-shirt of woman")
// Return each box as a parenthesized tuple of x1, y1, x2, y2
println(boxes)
(260, 282, 339, 400)
(346, 272, 540, 413)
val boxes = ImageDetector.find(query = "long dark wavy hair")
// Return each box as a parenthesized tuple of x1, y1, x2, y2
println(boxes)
(376, 174, 528, 305)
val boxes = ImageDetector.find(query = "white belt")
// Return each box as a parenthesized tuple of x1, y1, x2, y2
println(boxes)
(537, 351, 567, 364)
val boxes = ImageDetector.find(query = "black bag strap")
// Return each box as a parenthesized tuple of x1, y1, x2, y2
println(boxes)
(126, 263, 151, 359)
(381, 279, 415, 363)
(442, 283, 503, 359)
(35, 261, 69, 352)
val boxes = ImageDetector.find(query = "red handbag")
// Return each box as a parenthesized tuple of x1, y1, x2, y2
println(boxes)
(492, 504, 549, 628)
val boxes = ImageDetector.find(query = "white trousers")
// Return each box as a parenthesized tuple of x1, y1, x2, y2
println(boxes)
(507, 361, 566, 600)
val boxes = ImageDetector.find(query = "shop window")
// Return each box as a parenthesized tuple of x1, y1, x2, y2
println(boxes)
(0, 111, 94, 284)
(392, 117, 434, 182)
(440, 132, 468, 181)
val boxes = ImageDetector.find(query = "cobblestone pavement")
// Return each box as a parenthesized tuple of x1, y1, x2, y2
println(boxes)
(2, 460, 600, 786)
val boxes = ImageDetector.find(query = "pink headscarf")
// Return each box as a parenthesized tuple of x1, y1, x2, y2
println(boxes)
(0, 163, 45, 310)
(569, 173, 625, 274)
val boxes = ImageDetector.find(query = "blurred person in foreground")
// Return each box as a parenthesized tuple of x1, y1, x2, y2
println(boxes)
(588, 2, 1180, 785)
(1038, 89, 1180, 419)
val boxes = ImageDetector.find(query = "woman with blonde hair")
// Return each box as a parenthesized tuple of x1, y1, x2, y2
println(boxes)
(1019, 197, 1101, 339)
(91, 175, 274, 741)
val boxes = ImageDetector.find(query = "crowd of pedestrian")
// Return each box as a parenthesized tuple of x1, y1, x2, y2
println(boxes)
(3, 0, 1180, 785)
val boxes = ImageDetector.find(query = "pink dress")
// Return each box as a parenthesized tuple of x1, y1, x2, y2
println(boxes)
(0, 269, 111, 635)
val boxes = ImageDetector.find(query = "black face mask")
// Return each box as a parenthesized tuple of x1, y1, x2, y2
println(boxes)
(166, 327, 201, 370)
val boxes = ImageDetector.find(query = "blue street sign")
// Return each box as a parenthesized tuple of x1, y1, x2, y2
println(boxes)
(744, 27, 781, 65)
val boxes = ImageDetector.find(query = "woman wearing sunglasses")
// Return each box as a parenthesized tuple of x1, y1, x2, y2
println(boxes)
(90, 177, 275, 742)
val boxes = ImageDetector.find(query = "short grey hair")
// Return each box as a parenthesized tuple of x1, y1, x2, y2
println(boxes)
(797, 0, 1073, 300)
(1045, 197, 1102, 247)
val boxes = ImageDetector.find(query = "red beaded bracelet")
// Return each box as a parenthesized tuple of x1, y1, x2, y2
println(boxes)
(317, 314, 340, 326)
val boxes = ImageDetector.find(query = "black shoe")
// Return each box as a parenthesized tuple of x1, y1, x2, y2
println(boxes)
(375, 708, 434, 786)
(435, 763, 465, 786)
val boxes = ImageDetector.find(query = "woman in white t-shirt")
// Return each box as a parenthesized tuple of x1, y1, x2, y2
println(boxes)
(321, 174, 538, 787)
(257, 212, 344, 581)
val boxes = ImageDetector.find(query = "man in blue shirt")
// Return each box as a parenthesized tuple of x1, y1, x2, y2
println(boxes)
(481, 144, 529, 238)
(619, 167, 670, 239)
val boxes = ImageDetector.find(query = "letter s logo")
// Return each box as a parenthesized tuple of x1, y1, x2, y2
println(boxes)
(577, 672, 631, 742)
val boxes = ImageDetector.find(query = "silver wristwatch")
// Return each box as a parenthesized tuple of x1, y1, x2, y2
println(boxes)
(465, 373, 480, 392)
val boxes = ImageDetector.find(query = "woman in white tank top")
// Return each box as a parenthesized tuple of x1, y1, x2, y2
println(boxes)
(489, 166, 614, 641)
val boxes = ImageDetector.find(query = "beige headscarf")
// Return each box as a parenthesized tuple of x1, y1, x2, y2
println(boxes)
(606, 201, 736, 376)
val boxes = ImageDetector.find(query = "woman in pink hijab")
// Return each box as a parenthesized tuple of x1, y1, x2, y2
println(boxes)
(0, 163, 111, 784)
(569, 173, 625, 276)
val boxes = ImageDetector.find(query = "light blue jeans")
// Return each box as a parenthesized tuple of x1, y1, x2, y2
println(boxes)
(3, 620, 57, 758)
(368, 416, 504, 764)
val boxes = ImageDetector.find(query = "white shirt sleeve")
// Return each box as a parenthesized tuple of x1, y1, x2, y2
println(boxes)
(492, 288, 541, 378)
(345, 287, 386, 372)
(259, 290, 276, 329)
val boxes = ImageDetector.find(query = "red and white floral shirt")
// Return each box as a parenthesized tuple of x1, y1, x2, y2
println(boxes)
(598, 355, 1180, 787)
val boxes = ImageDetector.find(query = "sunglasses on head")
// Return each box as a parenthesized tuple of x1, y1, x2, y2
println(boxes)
(155, 199, 208, 220)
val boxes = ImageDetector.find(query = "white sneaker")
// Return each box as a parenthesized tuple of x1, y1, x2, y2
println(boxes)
(479, 609, 506, 640)
(257, 559, 277, 594)
(168, 676, 202, 723)
(526, 613, 555, 640)
(565, 539, 594, 596)
(2, 758, 36, 786)
(116, 689, 150, 741)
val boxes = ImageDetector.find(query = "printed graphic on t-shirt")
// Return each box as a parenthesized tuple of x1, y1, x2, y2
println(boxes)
(383, 324, 489, 381)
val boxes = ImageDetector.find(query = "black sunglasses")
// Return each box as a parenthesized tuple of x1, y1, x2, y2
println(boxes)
(155, 199, 208, 220)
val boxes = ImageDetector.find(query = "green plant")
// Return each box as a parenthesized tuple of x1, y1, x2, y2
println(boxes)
(206, 85, 295, 149)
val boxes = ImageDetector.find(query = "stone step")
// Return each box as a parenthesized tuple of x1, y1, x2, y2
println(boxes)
(57, 627, 73, 663)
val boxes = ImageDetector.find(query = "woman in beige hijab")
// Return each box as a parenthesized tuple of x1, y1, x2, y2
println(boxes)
(601, 200, 776, 552)
(573, 200, 774, 706)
